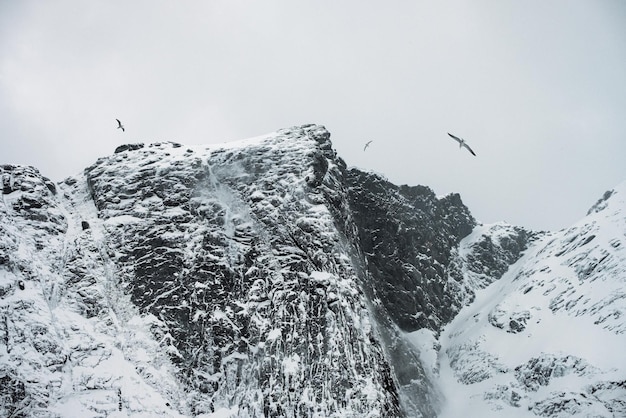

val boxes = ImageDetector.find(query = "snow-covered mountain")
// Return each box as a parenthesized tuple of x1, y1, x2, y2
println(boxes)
(1, 124, 624, 417)
(435, 184, 626, 417)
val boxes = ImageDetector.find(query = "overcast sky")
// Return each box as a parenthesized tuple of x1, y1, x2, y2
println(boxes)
(1, 1, 625, 231)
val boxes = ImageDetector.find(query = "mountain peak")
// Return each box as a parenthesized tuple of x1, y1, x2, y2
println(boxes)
(587, 180, 626, 216)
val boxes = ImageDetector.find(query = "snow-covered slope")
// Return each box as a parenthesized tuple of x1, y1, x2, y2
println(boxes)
(436, 182, 626, 417)
(1, 124, 625, 417)
(0, 165, 186, 418)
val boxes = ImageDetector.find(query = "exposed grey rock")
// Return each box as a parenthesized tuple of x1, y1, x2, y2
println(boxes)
(515, 354, 598, 391)
(114, 143, 145, 153)
(345, 169, 476, 332)
(81, 126, 403, 416)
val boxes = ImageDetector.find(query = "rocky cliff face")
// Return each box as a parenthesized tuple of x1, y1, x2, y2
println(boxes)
(345, 170, 475, 332)
(1, 125, 623, 418)
(78, 125, 403, 417)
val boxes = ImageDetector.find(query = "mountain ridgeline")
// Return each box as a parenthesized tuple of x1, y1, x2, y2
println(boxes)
(1, 124, 624, 417)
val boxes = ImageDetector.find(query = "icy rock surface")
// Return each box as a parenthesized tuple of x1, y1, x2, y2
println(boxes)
(77, 125, 407, 417)
(1, 164, 185, 417)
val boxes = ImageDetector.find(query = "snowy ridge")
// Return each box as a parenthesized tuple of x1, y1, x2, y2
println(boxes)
(436, 182, 626, 417)
(452, 221, 539, 305)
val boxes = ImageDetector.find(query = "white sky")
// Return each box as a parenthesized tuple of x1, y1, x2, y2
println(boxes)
(1, 1, 625, 231)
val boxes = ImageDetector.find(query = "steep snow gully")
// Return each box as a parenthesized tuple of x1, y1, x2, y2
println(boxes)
(1, 124, 625, 417)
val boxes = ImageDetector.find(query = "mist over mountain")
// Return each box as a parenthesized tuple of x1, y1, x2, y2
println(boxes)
(1, 125, 624, 417)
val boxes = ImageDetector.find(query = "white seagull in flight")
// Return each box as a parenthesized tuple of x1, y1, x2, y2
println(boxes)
(447, 133, 476, 156)
(364, 140, 373, 151)
(116, 119, 125, 132)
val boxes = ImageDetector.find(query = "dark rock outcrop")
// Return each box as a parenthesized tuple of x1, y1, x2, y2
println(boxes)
(345, 169, 475, 332)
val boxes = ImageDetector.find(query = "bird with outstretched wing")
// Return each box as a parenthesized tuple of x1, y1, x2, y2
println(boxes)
(447, 133, 476, 156)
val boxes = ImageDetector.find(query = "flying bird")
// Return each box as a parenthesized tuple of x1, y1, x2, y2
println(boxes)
(364, 140, 373, 151)
(447, 133, 476, 156)
(116, 119, 125, 132)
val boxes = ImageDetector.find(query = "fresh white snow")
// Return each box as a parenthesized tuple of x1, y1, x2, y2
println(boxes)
(434, 182, 626, 417)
